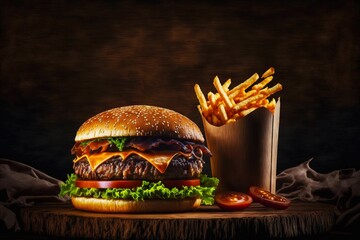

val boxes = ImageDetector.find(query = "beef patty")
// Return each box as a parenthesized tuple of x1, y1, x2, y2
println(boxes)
(74, 154, 204, 181)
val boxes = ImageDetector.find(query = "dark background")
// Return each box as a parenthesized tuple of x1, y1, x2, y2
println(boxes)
(1, 0, 359, 181)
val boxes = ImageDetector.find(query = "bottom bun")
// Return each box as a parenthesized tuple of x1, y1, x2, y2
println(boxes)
(71, 197, 202, 213)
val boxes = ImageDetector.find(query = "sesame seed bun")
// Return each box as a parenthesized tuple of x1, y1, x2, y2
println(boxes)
(75, 105, 204, 143)
(71, 196, 201, 213)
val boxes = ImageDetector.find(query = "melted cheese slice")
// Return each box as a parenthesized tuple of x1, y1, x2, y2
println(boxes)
(73, 150, 191, 173)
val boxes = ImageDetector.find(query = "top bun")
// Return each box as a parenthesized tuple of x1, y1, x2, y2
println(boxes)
(75, 105, 204, 143)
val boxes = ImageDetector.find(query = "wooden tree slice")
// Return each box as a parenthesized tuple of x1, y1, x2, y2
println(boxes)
(20, 201, 336, 239)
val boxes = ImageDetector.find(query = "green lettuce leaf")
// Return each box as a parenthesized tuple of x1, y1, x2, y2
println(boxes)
(107, 137, 127, 151)
(59, 174, 219, 205)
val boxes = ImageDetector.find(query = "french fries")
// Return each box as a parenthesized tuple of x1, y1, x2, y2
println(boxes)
(194, 67, 282, 126)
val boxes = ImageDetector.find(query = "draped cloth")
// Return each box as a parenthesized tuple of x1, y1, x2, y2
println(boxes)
(277, 158, 359, 234)
(0, 159, 67, 230)
(0, 158, 359, 234)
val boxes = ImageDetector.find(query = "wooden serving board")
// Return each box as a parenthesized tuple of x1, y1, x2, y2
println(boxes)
(20, 201, 336, 239)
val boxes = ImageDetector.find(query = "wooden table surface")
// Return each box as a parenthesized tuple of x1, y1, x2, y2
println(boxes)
(19, 201, 337, 239)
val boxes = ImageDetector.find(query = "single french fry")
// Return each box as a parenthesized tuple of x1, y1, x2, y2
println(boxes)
(194, 84, 209, 112)
(237, 89, 257, 102)
(226, 118, 237, 124)
(227, 73, 259, 96)
(213, 76, 233, 109)
(240, 73, 260, 91)
(222, 78, 231, 92)
(262, 67, 275, 78)
(218, 103, 228, 122)
(208, 92, 218, 107)
(239, 107, 258, 117)
(252, 76, 273, 90)
(228, 87, 245, 98)
(207, 91, 214, 99)
(227, 88, 241, 100)
(233, 93, 266, 111)
(262, 83, 283, 97)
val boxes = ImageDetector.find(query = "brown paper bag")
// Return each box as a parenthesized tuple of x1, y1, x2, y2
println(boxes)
(202, 99, 280, 193)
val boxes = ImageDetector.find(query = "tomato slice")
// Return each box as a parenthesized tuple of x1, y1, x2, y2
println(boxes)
(75, 180, 142, 189)
(215, 192, 253, 211)
(75, 179, 200, 189)
(248, 186, 291, 209)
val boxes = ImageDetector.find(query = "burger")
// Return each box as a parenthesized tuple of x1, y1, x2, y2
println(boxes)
(60, 105, 218, 212)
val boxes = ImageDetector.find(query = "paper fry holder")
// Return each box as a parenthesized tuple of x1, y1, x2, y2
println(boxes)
(201, 99, 280, 193)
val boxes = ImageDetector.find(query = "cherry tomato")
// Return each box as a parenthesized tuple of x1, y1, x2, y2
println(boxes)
(75, 179, 200, 189)
(215, 192, 253, 211)
(248, 186, 291, 210)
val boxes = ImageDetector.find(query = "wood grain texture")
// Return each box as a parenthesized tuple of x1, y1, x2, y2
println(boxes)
(0, 0, 359, 180)
(20, 202, 336, 239)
